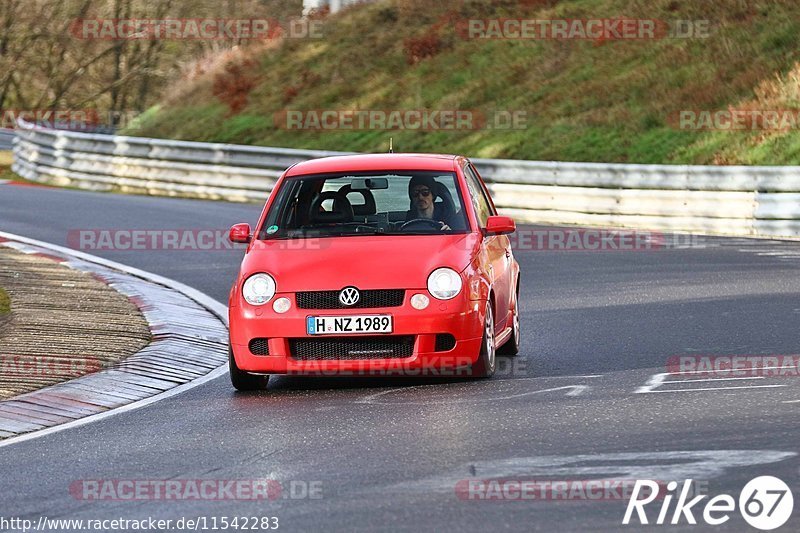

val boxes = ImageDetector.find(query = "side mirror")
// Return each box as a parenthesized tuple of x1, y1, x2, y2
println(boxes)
(229, 223, 252, 244)
(483, 215, 516, 236)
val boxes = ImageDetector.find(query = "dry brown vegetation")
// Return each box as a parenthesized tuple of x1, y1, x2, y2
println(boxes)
(0, 0, 301, 126)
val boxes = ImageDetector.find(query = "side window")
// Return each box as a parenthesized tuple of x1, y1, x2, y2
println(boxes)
(464, 164, 494, 226)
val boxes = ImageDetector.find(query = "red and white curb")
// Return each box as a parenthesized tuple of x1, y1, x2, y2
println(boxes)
(0, 180, 50, 187)
(0, 231, 229, 448)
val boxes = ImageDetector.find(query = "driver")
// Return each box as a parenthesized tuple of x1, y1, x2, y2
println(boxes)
(405, 176, 454, 230)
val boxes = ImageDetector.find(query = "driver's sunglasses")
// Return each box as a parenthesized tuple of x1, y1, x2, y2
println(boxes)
(412, 188, 432, 198)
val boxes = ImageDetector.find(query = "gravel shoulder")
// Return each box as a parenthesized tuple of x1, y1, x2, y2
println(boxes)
(0, 246, 151, 400)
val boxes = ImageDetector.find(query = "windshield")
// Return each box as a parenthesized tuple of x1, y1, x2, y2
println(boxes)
(259, 171, 470, 239)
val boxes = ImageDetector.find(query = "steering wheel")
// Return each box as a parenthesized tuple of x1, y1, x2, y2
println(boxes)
(400, 218, 445, 231)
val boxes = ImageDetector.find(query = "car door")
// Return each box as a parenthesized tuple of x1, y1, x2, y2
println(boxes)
(463, 163, 512, 332)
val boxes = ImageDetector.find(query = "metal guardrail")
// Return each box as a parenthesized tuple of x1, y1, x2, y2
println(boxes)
(10, 119, 800, 237)
(12, 120, 347, 202)
(0, 128, 15, 150)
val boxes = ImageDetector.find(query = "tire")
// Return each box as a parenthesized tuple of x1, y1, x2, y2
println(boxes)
(471, 302, 496, 378)
(229, 346, 269, 391)
(497, 303, 520, 356)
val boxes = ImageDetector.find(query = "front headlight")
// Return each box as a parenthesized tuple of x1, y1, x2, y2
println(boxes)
(242, 273, 276, 305)
(427, 267, 462, 300)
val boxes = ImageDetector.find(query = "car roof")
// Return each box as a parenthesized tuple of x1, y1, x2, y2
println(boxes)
(284, 153, 463, 177)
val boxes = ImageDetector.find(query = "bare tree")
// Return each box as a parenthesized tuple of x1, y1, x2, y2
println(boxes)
(0, 0, 303, 125)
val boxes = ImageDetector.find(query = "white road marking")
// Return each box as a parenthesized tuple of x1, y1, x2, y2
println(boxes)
(635, 373, 667, 393)
(669, 365, 798, 376)
(757, 251, 800, 257)
(389, 450, 797, 493)
(510, 374, 602, 383)
(640, 385, 785, 393)
(781, 400, 800, 403)
(356, 384, 588, 405)
(679, 376, 765, 383)
(565, 385, 588, 396)
(734, 242, 800, 262)
(635, 372, 788, 394)
(533, 374, 603, 379)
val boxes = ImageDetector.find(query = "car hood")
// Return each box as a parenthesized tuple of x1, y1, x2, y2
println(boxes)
(241, 233, 479, 291)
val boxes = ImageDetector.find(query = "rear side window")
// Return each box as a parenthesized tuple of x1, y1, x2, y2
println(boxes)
(463, 164, 495, 226)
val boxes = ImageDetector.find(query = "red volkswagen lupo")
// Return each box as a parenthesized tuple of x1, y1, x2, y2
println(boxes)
(227, 154, 520, 390)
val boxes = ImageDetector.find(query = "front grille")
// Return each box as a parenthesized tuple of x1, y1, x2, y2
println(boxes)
(296, 289, 405, 309)
(289, 336, 415, 360)
(249, 338, 270, 356)
(435, 334, 456, 352)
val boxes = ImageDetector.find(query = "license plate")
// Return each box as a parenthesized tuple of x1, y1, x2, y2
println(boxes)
(307, 315, 393, 335)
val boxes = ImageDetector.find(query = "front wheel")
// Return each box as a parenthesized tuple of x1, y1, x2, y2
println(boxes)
(229, 346, 269, 391)
(471, 302, 496, 378)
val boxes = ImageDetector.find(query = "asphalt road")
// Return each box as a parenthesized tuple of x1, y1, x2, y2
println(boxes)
(1, 184, 799, 532)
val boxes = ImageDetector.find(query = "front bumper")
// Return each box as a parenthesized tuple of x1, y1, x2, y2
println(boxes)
(229, 291, 484, 376)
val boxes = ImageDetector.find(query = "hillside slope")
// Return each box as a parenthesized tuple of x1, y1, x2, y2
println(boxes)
(127, 0, 800, 164)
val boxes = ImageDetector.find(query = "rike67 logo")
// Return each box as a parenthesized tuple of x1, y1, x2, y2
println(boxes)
(623, 476, 793, 530)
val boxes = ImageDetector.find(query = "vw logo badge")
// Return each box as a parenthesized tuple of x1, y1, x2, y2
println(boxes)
(339, 287, 360, 306)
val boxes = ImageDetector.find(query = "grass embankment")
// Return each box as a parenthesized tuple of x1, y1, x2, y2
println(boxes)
(0, 150, 52, 186)
(0, 153, 12, 324)
(0, 150, 13, 176)
(0, 287, 11, 333)
(0, 287, 9, 315)
(127, 0, 800, 164)
(0, 150, 21, 183)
